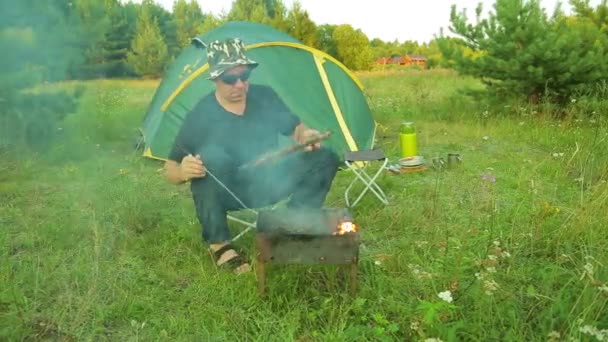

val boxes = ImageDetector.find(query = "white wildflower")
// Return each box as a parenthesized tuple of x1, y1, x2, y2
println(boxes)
(547, 331, 560, 340)
(438, 290, 453, 303)
(410, 321, 419, 331)
(579, 325, 608, 341)
(584, 263, 594, 276)
(415, 240, 429, 248)
(485, 266, 497, 273)
(598, 285, 608, 293)
(483, 279, 499, 295)
(488, 255, 498, 261)
(493, 240, 501, 247)
(424, 338, 444, 342)
(408, 264, 432, 280)
(501, 251, 511, 258)
(482, 135, 489, 141)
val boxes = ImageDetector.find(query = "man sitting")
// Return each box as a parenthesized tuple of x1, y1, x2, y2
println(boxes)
(164, 38, 340, 274)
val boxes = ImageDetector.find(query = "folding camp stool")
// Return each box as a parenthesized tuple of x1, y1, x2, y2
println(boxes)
(344, 149, 389, 208)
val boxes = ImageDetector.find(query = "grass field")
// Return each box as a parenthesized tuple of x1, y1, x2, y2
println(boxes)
(1, 70, 607, 341)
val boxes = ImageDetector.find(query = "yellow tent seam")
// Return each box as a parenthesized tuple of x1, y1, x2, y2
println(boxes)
(143, 147, 168, 162)
(161, 64, 209, 111)
(313, 54, 358, 153)
(246, 42, 364, 90)
(159, 41, 363, 113)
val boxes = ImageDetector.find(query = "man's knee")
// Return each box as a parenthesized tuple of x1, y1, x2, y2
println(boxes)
(309, 147, 341, 173)
(191, 145, 236, 195)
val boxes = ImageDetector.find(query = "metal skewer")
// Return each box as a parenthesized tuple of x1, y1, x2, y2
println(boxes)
(175, 144, 256, 214)
(239, 130, 332, 170)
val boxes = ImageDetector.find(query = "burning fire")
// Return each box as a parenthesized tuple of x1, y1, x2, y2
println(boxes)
(335, 221, 357, 235)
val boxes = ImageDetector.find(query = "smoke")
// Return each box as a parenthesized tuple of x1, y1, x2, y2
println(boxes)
(0, 1, 86, 154)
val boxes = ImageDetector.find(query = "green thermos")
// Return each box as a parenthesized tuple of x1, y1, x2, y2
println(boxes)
(399, 121, 417, 157)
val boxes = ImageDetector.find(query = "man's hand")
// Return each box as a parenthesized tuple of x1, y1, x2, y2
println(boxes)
(297, 127, 322, 152)
(179, 154, 206, 181)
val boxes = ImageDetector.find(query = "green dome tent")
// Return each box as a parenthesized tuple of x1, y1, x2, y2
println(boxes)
(139, 21, 378, 162)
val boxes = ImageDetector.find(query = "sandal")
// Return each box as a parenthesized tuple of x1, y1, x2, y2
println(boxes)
(210, 244, 250, 272)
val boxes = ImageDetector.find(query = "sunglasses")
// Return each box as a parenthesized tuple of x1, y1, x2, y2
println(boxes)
(219, 68, 252, 85)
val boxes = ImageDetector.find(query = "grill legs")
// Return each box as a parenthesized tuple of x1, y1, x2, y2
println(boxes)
(255, 253, 359, 297)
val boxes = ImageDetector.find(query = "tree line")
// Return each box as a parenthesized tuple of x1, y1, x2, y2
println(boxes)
(5, 0, 606, 101)
(2, 0, 446, 80)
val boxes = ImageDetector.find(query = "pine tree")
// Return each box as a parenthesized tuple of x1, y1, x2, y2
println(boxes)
(126, 3, 169, 78)
(267, 0, 289, 33)
(286, 1, 317, 47)
(571, 0, 608, 33)
(227, 0, 269, 23)
(197, 14, 223, 35)
(173, 0, 205, 48)
(439, 0, 608, 104)
(0, 0, 84, 151)
(99, 3, 136, 77)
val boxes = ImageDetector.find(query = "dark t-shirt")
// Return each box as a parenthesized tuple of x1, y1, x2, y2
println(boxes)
(168, 84, 301, 166)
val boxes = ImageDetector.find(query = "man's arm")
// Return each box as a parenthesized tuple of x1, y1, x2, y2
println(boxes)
(165, 154, 206, 185)
(164, 107, 207, 184)
(291, 122, 322, 151)
(261, 86, 322, 150)
(291, 122, 306, 143)
(165, 159, 187, 184)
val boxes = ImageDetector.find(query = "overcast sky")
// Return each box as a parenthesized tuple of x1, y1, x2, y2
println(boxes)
(129, 0, 603, 43)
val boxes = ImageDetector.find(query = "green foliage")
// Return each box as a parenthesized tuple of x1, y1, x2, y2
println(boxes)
(439, 0, 608, 105)
(67, 0, 132, 79)
(314, 24, 338, 58)
(198, 14, 224, 34)
(126, 2, 169, 78)
(285, 1, 317, 47)
(173, 0, 205, 48)
(571, 0, 608, 33)
(332, 24, 374, 70)
(95, 1, 138, 77)
(371, 39, 421, 59)
(227, 0, 271, 22)
(266, 0, 290, 32)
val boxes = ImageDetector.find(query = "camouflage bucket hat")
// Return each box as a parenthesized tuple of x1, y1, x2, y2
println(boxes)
(204, 38, 258, 80)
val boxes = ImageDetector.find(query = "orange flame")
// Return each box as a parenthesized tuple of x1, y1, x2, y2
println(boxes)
(335, 221, 357, 235)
